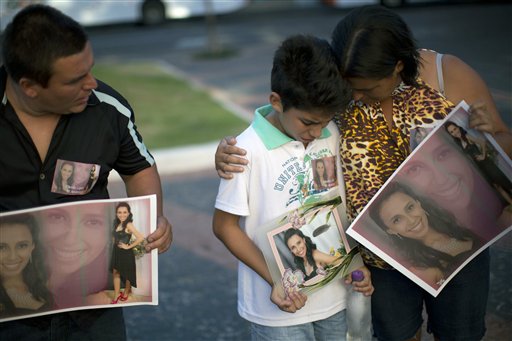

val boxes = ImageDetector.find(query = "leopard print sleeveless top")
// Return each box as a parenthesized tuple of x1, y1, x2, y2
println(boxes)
(336, 79, 455, 269)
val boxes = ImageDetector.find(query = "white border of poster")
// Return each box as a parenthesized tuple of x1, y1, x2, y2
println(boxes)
(347, 101, 512, 297)
(0, 195, 158, 322)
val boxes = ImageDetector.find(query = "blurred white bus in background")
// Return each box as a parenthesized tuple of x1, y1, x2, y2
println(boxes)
(0, 0, 250, 31)
(320, 0, 487, 8)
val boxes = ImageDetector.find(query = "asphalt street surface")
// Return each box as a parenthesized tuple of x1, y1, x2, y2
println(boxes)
(97, 2, 512, 340)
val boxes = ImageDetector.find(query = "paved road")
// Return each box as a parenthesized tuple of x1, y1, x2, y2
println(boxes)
(109, 169, 512, 341)
(100, 2, 512, 340)
(89, 1, 512, 126)
(108, 170, 251, 341)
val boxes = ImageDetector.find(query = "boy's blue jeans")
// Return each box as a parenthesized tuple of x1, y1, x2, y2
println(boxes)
(250, 309, 347, 341)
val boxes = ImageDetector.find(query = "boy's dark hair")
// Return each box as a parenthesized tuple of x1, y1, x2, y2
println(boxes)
(1, 4, 88, 87)
(331, 6, 420, 86)
(271, 34, 350, 115)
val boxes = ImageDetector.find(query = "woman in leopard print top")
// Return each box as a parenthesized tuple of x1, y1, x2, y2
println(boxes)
(330, 6, 511, 341)
(215, 6, 511, 341)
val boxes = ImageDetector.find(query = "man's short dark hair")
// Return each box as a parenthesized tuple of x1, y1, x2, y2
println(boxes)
(271, 34, 350, 116)
(1, 4, 89, 87)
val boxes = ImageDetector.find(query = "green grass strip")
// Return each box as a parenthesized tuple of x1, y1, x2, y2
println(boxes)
(93, 61, 249, 150)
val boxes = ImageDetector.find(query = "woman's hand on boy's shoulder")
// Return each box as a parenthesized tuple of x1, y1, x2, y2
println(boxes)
(215, 136, 248, 179)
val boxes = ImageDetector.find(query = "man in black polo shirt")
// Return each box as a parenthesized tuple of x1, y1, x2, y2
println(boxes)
(0, 4, 172, 339)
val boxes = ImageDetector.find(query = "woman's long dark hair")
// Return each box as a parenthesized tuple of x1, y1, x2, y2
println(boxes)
(444, 121, 471, 146)
(55, 162, 75, 192)
(284, 228, 317, 276)
(313, 159, 328, 189)
(0, 214, 52, 316)
(369, 182, 477, 271)
(331, 5, 420, 86)
(113, 202, 133, 232)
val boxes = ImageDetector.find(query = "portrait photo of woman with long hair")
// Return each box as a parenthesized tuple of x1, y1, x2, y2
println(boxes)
(39, 203, 113, 308)
(369, 182, 483, 288)
(283, 228, 340, 282)
(395, 130, 511, 236)
(0, 214, 51, 318)
(52, 161, 75, 194)
(312, 157, 337, 192)
(444, 120, 512, 204)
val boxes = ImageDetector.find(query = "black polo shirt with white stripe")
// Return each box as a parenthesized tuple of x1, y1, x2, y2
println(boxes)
(0, 66, 154, 212)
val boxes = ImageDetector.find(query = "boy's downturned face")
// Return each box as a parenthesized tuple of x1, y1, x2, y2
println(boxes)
(268, 108, 334, 147)
(268, 92, 334, 147)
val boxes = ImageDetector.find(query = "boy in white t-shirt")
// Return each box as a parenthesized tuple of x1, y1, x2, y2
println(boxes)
(213, 35, 373, 340)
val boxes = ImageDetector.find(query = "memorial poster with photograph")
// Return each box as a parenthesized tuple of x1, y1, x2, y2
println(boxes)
(255, 192, 363, 297)
(0, 195, 158, 322)
(347, 101, 512, 297)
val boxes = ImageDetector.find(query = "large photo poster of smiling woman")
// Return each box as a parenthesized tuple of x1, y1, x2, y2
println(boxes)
(0, 195, 158, 322)
(348, 101, 512, 297)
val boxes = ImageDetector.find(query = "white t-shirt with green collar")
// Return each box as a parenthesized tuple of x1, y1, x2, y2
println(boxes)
(215, 104, 349, 327)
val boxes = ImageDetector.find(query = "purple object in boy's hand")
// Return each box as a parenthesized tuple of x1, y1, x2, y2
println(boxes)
(351, 270, 364, 282)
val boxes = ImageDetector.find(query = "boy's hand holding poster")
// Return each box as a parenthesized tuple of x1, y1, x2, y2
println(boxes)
(348, 101, 512, 297)
(0, 195, 158, 322)
(256, 192, 363, 297)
